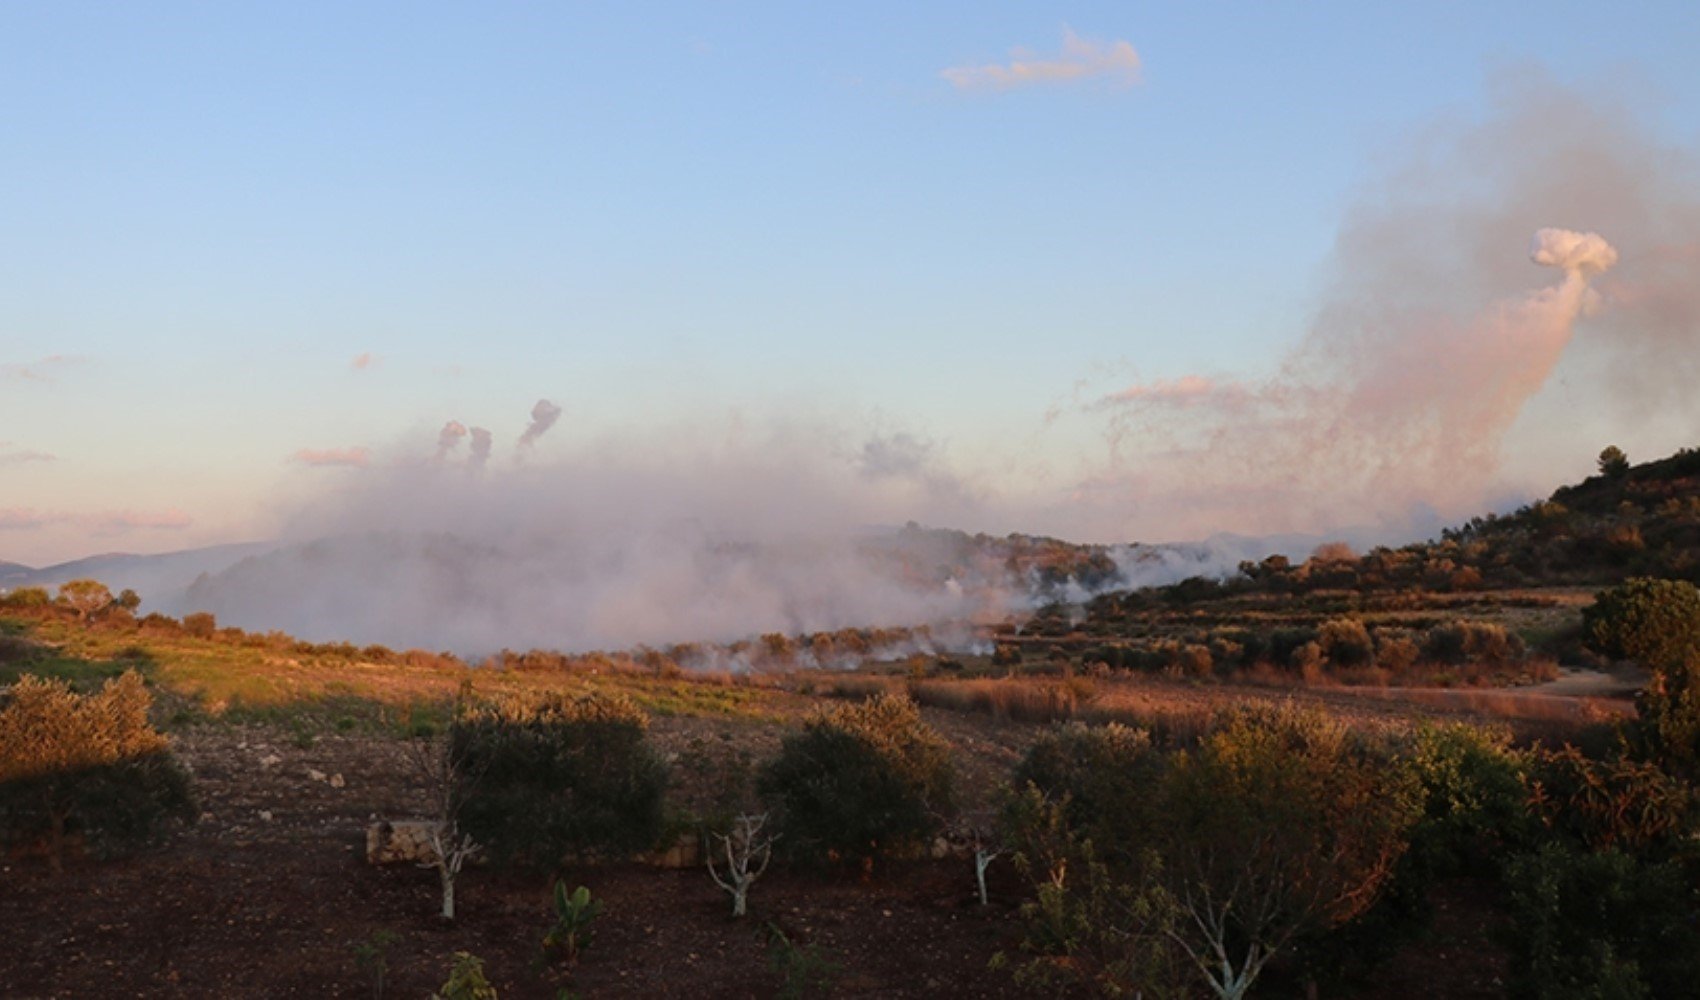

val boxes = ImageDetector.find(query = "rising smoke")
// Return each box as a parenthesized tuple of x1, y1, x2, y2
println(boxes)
(1077, 72, 1699, 543)
(184, 73, 1699, 659)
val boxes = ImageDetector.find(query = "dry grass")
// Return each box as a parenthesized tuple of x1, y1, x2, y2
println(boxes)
(907, 677, 1094, 724)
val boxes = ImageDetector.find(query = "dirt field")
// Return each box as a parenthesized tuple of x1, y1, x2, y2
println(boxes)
(3, 678, 1605, 998)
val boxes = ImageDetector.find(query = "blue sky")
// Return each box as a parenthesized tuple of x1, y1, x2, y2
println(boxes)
(4, 3, 1699, 565)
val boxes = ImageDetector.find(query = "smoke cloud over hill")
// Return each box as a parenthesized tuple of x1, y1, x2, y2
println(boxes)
(1073, 73, 1700, 542)
(173, 74, 1699, 658)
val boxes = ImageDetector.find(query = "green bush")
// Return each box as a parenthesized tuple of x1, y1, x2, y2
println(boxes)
(1318, 618, 1375, 668)
(451, 691, 667, 867)
(0, 586, 51, 610)
(1007, 722, 1163, 868)
(0, 671, 194, 870)
(1503, 843, 1700, 1000)
(758, 693, 953, 865)
(1583, 577, 1700, 672)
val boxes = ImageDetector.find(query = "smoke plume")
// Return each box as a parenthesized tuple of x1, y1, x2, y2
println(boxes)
(518, 399, 563, 449)
(433, 421, 468, 460)
(1075, 72, 1699, 542)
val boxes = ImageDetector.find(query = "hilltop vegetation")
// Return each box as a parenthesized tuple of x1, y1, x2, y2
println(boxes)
(3, 446, 1700, 997)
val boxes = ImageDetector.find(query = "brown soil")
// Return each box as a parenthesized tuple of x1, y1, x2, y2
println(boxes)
(2, 686, 1532, 998)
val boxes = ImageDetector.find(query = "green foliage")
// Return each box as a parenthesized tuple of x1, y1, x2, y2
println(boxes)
(1000, 706, 1421, 999)
(1583, 577, 1700, 672)
(433, 951, 498, 1000)
(1599, 445, 1631, 480)
(181, 611, 218, 638)
(1525, 744, 1693, 854)
(351, 929, 400, 1000)
(1318, 618, 1375, 668)
(1403, 722, 1538, 875)
(1007, 722, 1162, 867)
(765, 923, 840, 1000)
(0, 586, 51, 610)
(998, 786, 1187, 999)
(0, 671, 195, 870)
(1503, 843, 1700, 1000)
(758, 693, 953, 865)
(542, 882, 603, 965)
(451, 691, 668, 866)
(56, 579, 113, 621)
(1584, 579, 1700, 774)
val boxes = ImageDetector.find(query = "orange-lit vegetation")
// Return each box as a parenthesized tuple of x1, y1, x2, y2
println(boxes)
(6, 447, 1700, 996)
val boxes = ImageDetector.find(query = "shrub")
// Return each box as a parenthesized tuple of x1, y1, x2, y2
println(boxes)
(1582, 578, 1700, 672)
(433, 951, 498, 1000)
(541, 882, 603, 965)
(0, 671, 194, 870)
(1319, 618, 1375, 668)
(1402, 722, 1537, 875)
(1008, 722, 1163, 867)
(181, 611, 218, 638)
(56, 579, 113, 621)
(0, 586, 51, 610)
(758, 693, 953, 866)
(451, 691, 668, 867)
(1503, 843, 1700, 1000)
(1525, 744, 1692, 854)
(1156, 705, 1421, 999)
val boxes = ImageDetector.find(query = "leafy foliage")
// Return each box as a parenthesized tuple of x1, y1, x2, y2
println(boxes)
(1583, 577, 1700, 672)
(542, 882, 604, 965)
(0, 671, 194, 869)
(433, 951, 498, 1000)
(451, 691, 668, 867)
(758, 692, 953, 865)
(1503, 843, 1700, 1000)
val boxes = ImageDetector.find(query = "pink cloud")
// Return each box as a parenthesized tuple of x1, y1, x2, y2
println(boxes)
(0, 508, 59, 530)
(1100, 375, 1247, 409)
(0, 442, 56, 465)
(942, 27, 1141, 92)
(350, 352, 379, 370)
(1, 355, 84, 382)
(92, 509, 193, 533)
(293, 446, 371, 468)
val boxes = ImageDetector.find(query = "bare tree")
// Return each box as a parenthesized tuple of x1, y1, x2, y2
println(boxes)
(407, 733, 483, 921)
(706, 812, 777, 917)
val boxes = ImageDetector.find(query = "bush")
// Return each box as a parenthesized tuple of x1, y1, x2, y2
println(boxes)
(0, 671, 194, 870)
(758, 693, 953, 866)
(0, 586, 51, 610)
(181, 611, 218, 638)
(1319, 618, 1375, 668)
(1583, 578, 1700, 672)
(451, 691, 668, 867)
(1503, 843, 1700, 1000)
(1008, 722, 1163, 867)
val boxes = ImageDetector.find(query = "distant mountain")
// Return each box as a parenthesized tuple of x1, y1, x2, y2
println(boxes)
(0, 561, 35, 587)
(2, 542, 277, 612)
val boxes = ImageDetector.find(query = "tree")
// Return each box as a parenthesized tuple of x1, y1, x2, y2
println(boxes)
(0, 671, 194, 871)
(1598, 445, 1631, 479)
(1155, 706, 1420, 1000)
(1583, 578, 1700, 672)
(407, 731, 483, 920)
(706, 813, 777, 917)
(451, 691, 667, 867)
(759, 693, 953, 867)
(56, 579, 113, 622)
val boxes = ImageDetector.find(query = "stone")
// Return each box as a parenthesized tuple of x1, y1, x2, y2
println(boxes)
(365, 819, 445, 865)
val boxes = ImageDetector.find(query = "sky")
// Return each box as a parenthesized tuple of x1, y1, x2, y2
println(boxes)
(4, 2, 1700, 568)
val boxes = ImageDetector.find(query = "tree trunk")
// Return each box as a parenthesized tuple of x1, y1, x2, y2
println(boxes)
(732, 886, 747, 918)
(440, 865, 456, 920)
